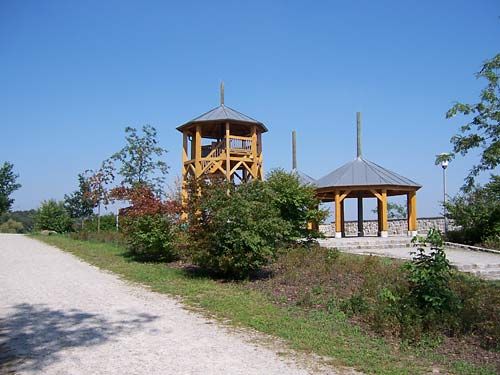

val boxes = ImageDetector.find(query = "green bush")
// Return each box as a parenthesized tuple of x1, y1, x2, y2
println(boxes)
(81, 213, 117, 232)
(445, 175, 500, 246)
(266, 169, 327, 239)
(0, 219, 24, 233)
(405, 229, 460, 324)
(187, 178, 291, 278)
(123, 214, 177, 261)
(35, 200, 73, 233)
(0, 210, 36, 233)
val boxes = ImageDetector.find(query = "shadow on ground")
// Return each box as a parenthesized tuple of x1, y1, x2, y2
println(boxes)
(0, 303, 158, 373)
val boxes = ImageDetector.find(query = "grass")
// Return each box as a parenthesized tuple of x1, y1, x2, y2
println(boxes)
(33, 234, 498, 375)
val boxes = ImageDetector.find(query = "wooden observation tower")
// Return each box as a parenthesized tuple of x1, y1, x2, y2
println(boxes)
(177, 83, 267, 199)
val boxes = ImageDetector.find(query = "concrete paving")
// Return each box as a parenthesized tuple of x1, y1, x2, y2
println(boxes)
(318, 236, 500, 280)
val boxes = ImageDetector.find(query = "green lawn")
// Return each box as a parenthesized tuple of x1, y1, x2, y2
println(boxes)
(33, 234, 497, 375)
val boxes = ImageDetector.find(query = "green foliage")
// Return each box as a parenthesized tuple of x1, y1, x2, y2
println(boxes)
(445, 175, 500, 247)
(266, 169, 327, 238)
(0, 219, 24, 233)
(0, 210, 36, 233)
(122, 214, 177, 261)
(64, 174, 95, 220)
(0, 162, 21, 215)
(35, 200, 73, 233)
(446, 53, 500, 187)
(187, 177, 291, 278)
(82, 213, 117, 232)
(110, 125, 169, 196)
(372, 202, 407, 219)
(405, 229, 460, 327)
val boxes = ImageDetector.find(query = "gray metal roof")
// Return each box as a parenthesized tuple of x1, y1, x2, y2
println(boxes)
(177, 104, 267, 132)
(292, 169, 317, 186)
(315, 157, 421, 189)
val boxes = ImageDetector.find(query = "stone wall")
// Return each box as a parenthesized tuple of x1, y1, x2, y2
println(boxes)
(319, 217, 457, 237)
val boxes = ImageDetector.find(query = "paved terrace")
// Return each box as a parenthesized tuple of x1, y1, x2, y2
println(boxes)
(318, 236, 500, 280)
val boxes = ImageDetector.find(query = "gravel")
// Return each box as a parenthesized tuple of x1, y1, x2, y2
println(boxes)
(0, 234, 346, 375)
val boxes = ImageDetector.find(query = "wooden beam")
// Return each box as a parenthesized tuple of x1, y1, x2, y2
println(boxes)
(380, 189, 388, 236)
(334, 191, 341, 237)
(338, 190, 351, 202)
(370, 189, 383, 201)
(195, 125, 202, 178)
(225, 122, 231, 181)
(408, 191, 417, 233)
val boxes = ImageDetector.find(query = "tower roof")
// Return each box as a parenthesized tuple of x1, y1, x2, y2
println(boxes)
(315, 157, 421, 189)
(177, 104, 267, 133)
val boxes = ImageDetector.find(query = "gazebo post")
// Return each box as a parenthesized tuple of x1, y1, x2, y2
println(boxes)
(357, 196, 364, 237)
(380, 189, 388, 237)
(407, 191, 418, 237)
(341, 199, 345, 237)
(377, 197, 382, 236)
(334, 191, 342, 238)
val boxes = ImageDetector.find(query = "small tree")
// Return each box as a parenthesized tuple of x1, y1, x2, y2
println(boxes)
(446, 53, 500, 188)
(0, 162, 21, 215)
(372, 202, 407, 219)
(266, 169, 327, 238)
(35, 200, 73, 233)
(86, 160, 115, 232)
(111, 125, 169, 196)
(64, 173, 95, 228)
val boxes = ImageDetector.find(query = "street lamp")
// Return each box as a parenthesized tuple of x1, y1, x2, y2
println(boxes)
(437, 153, 450, 234)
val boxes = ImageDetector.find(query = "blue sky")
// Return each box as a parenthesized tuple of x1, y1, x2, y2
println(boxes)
(1, 0, 499, 219)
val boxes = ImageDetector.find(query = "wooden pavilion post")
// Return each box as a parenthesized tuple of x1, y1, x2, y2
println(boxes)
(225, 122, 231, 181)
(380, 189, 388, 237)
(334, 191, 342, 238)
(195, 125, 202, 178)
(181, 131, 188, 220)
(377, 198, 382, 236)
(341, 199, 345, 237)
(251, 124, 258, 179)
(407, 191, 418, 237)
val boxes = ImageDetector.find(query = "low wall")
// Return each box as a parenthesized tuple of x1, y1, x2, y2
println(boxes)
(319, 217, 457, 237)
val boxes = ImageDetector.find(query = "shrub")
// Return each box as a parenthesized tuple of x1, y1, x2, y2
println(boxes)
(187, 178, 291, 278)
(82, 213, 117, 232)
(123, 214, 176, 261)
(405, 229, 460, 324)
(445, 175, 500, 246)
(266, 169, 327, 239)
(35, 200, 73, 233)
(0, 219, 24, 233)
(0, 210, 36, 233)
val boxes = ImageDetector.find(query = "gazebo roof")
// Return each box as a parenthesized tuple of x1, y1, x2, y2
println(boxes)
(315, 157, 421, 190)
(177, 104, 267, 133)
(292, 169, 317, 186)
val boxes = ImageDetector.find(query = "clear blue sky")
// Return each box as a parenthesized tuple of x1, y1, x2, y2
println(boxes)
(1, 0, 499, 219)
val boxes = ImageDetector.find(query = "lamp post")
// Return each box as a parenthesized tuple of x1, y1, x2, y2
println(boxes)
(439, 156, 449, 234)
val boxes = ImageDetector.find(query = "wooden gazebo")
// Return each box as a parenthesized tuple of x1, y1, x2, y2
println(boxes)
(315, 113, 421, 238)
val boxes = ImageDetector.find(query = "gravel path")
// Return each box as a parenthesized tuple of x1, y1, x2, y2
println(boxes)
(0, 234, 343, 375)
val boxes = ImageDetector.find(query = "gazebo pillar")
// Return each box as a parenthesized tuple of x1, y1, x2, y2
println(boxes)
(340, 199, 345, 237)
(357, 197, 364, 237)
(334, 191, 342, 238)
(407, 191, 418, 237)
(380, 189, 388, 237)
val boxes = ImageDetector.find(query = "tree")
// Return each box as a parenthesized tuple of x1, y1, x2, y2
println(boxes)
(64, 174, 95, 225)
(446, 53, 500, 188)
(0, 162, 21, 214)
(86, 160, 115, 232)
(445, 175, 500, 247)
(110, 125, 169, 196)
(372, 202, 407, 219)
(35, 200, 73, 233)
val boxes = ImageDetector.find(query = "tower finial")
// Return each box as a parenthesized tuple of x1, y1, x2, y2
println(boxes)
(292, 130, 297, 170)
(220, 81, 225, 106)
(356, 112, 362, 158)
